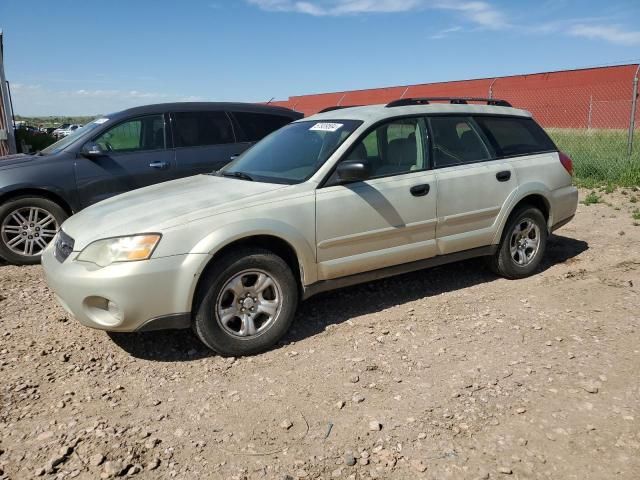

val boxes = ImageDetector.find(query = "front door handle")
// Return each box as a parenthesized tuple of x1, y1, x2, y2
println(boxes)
(410, 184, 430, 197)
(496, 170, 511, 182)
(149, 161, 169, 170)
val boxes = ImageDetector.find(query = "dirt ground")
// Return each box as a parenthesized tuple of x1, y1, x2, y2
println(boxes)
(1, 188, 639, 480)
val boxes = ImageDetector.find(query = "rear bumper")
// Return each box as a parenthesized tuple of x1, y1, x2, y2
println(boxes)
(550, 185, 578, 230)
(551, 214, 575, 232)
(42, 242, 209, 332)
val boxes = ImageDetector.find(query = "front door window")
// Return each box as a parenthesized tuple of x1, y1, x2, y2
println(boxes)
(94, 115, 165, 153)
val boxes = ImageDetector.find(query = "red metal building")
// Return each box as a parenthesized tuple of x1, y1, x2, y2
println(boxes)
(270, 64, 640, 131)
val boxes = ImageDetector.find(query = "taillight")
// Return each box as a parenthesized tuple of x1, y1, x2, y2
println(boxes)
(559, 151, 573, 176)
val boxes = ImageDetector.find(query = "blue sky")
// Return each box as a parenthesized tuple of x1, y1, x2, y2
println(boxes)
(2, 0, 639, 116)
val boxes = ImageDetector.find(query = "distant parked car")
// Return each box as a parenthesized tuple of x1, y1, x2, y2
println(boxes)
(51, 124, 71, 137)
(54, 124, 82, 138)
(0, 102, 302, 265)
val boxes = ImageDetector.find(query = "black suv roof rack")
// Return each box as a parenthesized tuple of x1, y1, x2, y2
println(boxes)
(318, 105, 362, 113)
(385, 97, 512, 108)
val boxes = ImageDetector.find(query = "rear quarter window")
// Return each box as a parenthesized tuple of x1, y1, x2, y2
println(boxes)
(474, 116, 556, 157)
(232, 112, 294, 142)
(173, 111, 235, 148)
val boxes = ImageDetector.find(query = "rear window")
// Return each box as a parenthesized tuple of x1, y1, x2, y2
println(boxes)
(232, 112, 293, 142)
(474, 116, 556, 157)
(173, 111, 235, 147)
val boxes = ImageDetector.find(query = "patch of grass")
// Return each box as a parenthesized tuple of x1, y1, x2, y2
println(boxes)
(633, 209, 640, 221)
(581, 191, 602, 205)
(630, 196, 638, 203)
(547, 128, 640, 188)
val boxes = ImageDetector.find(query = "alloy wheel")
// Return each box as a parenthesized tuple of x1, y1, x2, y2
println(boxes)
(0, 206, 59, 257)
(509, 218, 541, 266)
(215, 269, 283, 338)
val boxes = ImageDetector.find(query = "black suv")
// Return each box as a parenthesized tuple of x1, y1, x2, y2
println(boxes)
(0, 102, 302, 265)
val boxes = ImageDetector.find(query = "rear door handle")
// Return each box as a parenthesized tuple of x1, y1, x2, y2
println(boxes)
(410, 184, 430, 197)
(496, 170, 511, 182)
(149, 161, 169, 169)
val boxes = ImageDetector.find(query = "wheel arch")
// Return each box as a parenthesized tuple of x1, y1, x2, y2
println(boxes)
(493, 189, 552, 245)
(189, 233, 311, 315)
(0, 187, 74, 216)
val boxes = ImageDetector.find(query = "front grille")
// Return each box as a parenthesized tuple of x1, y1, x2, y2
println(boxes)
(54, 230, 75, 263)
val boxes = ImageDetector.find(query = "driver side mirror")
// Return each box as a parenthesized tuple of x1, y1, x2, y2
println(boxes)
(336, 160, 371, 183)
(81, 142, 104, 158)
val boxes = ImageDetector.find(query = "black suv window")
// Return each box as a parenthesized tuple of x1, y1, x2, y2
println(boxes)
(94, 115, 165, 153)
(232, 112, 293, 142)
(173, 111, 235, 148)
(428, 116, 490, 168)
(474, 116, 556, 157)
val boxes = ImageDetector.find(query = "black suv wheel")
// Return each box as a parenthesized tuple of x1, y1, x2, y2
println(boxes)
(0, 196, 68, 265)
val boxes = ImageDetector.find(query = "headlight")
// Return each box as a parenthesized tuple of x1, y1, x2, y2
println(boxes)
(77, 234, 161, 267)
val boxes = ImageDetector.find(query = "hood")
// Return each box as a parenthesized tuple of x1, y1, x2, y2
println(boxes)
(62, 174, 291, 249)
(0, 153, 39, 169)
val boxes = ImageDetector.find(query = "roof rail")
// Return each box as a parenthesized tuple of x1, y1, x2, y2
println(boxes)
(385, 97, 512, 108)
(317, 105, 362, 113)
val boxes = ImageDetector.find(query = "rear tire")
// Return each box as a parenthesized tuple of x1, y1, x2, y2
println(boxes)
(491, 206, 547, 279)
(193, 248, 299, 356)
(0, 196, 68, 265)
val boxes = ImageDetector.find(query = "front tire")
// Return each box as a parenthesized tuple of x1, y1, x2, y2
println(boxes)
(491, 206, 548, 279)
(0, 196, 68, 265)
(193, 248, 299, 356)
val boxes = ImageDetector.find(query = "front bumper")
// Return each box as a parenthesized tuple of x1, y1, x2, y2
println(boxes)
(41, 242, 209, 332)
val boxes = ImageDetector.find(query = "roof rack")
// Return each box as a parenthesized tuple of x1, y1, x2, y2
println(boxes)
(385, 97, 512, 108)
(317, 105, 362, 113)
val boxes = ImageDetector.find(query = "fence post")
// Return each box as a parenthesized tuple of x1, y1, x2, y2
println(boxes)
(587, 95, 593, 130)
(0, 31, 17, 155)
(628, 64, 640, 157)
(488, 78, 497, 99)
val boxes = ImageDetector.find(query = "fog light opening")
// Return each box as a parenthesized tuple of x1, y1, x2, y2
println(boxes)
(107, 300, 123, 323)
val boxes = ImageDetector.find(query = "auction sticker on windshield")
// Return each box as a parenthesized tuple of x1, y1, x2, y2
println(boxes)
(310, 123, 343, 132)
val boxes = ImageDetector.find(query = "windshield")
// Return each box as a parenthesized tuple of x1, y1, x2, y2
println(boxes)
(40, 119, 106, 155)
(221, 120, 362, 183)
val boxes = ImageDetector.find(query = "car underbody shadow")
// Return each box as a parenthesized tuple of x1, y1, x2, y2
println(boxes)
(108, 233, 588, 361)
(282, 233, 588, 345)
(107, 329, 215, 362)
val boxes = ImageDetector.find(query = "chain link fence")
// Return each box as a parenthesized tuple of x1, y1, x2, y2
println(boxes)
(494, 77, 640, 186)
(276, 65, 640, 186)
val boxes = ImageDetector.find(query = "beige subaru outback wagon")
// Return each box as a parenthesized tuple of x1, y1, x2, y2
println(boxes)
(42, 98, 578, 356)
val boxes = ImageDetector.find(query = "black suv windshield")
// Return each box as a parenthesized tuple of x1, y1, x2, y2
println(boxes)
(220, 120, 362, 184)
(39, 120, 104, 155)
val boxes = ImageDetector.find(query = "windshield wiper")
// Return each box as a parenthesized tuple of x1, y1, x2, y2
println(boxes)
(219, 171, 254, 181)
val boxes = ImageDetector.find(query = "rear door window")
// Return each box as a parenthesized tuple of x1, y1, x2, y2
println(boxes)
(232, 112, 293, 142)
(474, 116, 556, 157)
(428, 116, 490, 168)
(173, 111, 235, 148)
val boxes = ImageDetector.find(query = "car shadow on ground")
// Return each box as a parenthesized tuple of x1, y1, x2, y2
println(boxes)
(109, 234, 588, 362)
